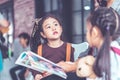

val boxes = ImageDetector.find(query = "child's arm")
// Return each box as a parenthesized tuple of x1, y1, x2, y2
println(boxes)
(58, 60, 78, 72)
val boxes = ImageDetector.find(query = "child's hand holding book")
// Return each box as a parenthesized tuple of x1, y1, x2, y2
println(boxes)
(35, 72, 51, 80)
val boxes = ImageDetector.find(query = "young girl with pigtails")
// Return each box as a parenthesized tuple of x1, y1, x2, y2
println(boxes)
(86, 7, 120, 80)
(30, 14, 81, 80)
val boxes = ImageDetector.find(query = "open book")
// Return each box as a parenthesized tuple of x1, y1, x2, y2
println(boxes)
(15, 51, 67, 79)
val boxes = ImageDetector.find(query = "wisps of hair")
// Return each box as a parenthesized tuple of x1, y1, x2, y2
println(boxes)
(30, 19, 42, 53)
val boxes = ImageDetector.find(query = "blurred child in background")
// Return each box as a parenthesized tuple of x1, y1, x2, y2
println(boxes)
(10, 32, 30, 80)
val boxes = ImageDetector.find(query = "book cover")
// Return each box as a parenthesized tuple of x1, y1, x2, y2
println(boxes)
(15, 51, 67, 79)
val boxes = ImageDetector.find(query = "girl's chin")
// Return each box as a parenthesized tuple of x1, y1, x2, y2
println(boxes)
(51, 36, 61, 39)
(49, 38, 60, 40)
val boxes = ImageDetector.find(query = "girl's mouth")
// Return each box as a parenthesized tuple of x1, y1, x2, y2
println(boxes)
(53, 31, 58, 35)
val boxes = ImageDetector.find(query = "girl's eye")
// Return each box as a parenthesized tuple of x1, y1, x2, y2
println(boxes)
(46, 26, 51, 29)
(85, 62, 89, 65)
(54, 23, 58, 26)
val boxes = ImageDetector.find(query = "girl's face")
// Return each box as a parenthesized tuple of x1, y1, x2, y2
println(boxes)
(19, 37, 27, 47)
(86, 21, 93, 47)
(86, 20, 103, 48)
(41, 17, 62, 40)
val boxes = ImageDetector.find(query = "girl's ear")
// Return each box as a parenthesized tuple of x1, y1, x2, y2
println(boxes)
(40, 32, 46, 38)
(91, 27, 101, 38)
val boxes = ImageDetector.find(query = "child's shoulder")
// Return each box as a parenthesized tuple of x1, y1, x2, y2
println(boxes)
(111, 40, 120, 56)
(110, 41, 120, 79)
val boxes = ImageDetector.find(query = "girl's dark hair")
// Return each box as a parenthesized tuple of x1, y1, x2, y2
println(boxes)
(88, 7, 120, 80)
(30, 13, 63, 53)
(18, 32, 30, 46)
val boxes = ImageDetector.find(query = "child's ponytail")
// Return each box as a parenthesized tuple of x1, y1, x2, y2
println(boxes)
(93, 25, 111, 80)
(30, 18, 42, 53)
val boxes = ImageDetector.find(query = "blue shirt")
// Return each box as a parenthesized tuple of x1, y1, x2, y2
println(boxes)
(0, 50, 3, 72)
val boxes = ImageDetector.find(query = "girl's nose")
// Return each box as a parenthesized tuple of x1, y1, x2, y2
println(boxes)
(52, 26, 56, 31)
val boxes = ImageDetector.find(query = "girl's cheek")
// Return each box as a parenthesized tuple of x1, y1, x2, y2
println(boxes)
(86, 32, 90, 42)
(59, 27, 63, 33)
(86, 32, 92, 47)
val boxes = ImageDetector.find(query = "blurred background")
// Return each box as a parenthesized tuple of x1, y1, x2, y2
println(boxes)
(0, 0, 94, 45)
(0, 0, 120, 80)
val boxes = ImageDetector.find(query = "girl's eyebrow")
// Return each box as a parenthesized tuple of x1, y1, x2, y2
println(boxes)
(53, 21, 57, 23)
(44, 24, 50, 27)
(44, 20, 57, 27)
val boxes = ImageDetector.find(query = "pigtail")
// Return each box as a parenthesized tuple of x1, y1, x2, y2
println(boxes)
(103, 27, 111, 80)
(93, 26, 111, 80)
(30, 18, 42, 53)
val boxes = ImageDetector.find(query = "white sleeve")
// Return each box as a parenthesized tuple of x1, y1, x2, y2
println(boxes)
(110, 50, 120, 80)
